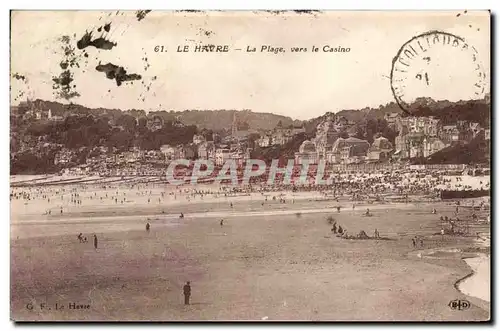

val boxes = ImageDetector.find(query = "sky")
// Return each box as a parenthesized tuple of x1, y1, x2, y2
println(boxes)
(10, 10, 491, 120)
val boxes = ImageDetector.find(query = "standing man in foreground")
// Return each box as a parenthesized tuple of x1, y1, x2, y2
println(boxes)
(183, 281, 191, 305)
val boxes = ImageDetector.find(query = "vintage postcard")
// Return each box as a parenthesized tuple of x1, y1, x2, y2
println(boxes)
(10, 10, 491, 321)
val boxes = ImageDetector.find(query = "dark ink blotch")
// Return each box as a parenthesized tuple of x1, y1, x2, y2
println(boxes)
(77, 31, 117, 50)
(136, 10, 152, 21)
(12, 73, 26, 81)
(95, 62, 142, 86)
(293, 10, 321, 14)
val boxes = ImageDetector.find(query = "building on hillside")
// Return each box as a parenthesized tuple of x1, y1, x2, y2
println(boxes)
(408, 133, 426, 158)
(394, 132, 425, 159)
(54, 149, 76, 166)
(314, 122, 342, 160)
(122, 150, 141, 163)
(184, 144, 197, 159)
(469, 122, 482, 137)
(294, 140, 318, 165)
(423, 137, 448, 158)
(147, 115, 164, 132)
(384, 113, 401, 130)
(325, 150, 342, 164)
(440, 125, 460, 143)
(272, 130, 292, 146)
(230, 112, 254, 140)
(367, 136, 393, 162)
(257, 134, 273, 147)
(198, 141, 215, 160)
(346, 125, 359, 138)
(20, 99, 52, 121)
(174, 145, 185, 159)
(314, 115, 354, 160)
(230, 147, 251, 168)
(160, 144, 176, 160)
(292, 125, 306, 135)
(330, 137, 370, 164)
(173, 116, 185, 127)
(398, 116, 441, 136)
(333, 116, 349, 131)
(212, 132, 221, 144)
(49, 109, 64, 121)
(193, 134, 206, 145)
(215, 147, 231, 166)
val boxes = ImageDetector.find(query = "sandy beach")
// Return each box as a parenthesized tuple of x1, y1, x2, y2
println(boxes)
(10, 177, 491, 321)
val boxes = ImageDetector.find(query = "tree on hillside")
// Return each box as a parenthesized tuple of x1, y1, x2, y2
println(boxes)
(116, 114, 137, 132)
(238, 120, 250, 130)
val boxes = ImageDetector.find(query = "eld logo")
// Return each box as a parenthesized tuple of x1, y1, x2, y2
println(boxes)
(449, 299, 471, 311)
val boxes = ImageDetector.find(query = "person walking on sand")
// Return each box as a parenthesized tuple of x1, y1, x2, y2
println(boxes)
(220, 219, 224, 228)
(412, 237, 416, 248)
(183, 281, 191, 305)
(93, 234, 98, 249)
(146, 222, 150, 232)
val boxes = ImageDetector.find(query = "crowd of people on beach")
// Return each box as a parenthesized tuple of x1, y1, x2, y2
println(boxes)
(10, 168, 490, 212)
(329, 214, 381, 241)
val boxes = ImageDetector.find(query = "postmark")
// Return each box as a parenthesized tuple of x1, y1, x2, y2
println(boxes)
(390, 30, 487, 115)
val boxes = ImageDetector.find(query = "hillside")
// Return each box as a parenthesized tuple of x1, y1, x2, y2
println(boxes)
(148, 109, 299, 131)
(422, 133, 490, 165)
(407, 97, 491, 127)
(305, 96, 490, 134)
(12, 99, 298, 132)
(13, 95, 490, 134)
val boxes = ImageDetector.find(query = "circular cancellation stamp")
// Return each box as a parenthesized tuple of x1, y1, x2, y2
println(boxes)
(390, 30, 487, 115)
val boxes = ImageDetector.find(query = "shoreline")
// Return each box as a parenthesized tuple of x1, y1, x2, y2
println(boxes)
(456, 254, 490, 303)
(410, 245, 490, 317)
